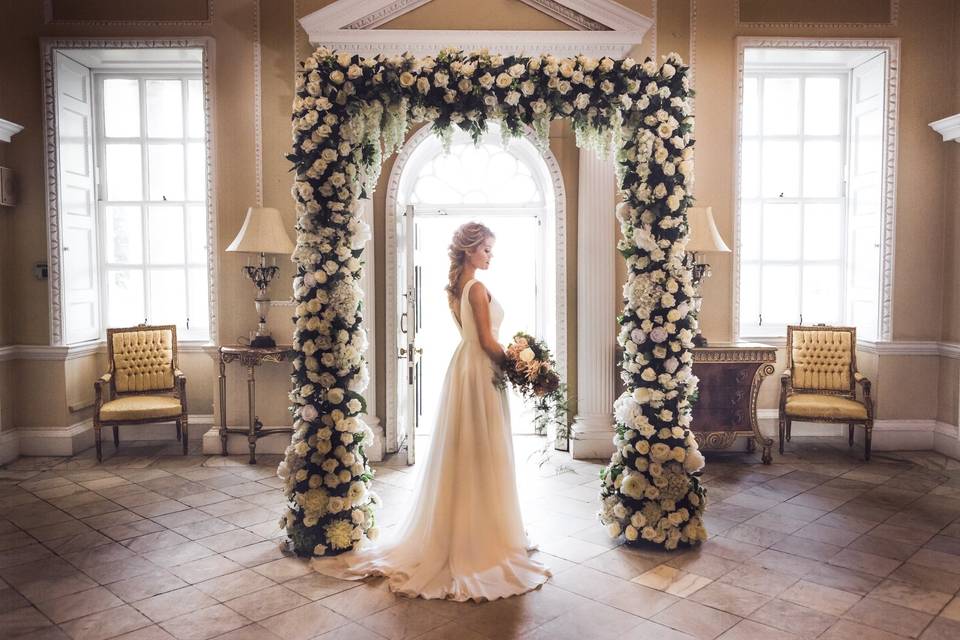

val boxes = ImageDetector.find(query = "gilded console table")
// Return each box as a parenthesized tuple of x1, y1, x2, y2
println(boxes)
(218, 345, 296, 464)
(692, 342, 777, 464)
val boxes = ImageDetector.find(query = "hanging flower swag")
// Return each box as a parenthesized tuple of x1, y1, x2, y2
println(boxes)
(278, 46, 707, 557)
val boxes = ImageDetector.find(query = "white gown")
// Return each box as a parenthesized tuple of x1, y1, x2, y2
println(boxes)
(311, 278, 551, 601)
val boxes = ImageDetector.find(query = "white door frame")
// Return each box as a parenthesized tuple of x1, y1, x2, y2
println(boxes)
(383, 125, 569, 454)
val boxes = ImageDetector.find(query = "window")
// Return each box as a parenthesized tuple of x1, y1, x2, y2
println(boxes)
(737, 48, 887, 340)
(96, 74, 209, 340)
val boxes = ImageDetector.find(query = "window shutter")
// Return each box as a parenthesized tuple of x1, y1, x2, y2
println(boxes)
(56, 52, 101, 344)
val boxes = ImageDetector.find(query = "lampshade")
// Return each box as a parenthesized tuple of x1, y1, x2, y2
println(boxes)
(686, 206, 730, 253)
(226, 207, 295, 254)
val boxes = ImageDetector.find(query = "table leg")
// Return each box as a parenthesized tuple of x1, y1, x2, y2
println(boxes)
(219, 357, 227, 456)
(750, 364, 777, 466)
(247, 364, 257, 465)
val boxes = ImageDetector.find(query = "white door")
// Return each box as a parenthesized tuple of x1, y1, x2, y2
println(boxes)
(847, 54, 885, 340)
(56, 52, 101, 344)
(396, 203, 418, 465)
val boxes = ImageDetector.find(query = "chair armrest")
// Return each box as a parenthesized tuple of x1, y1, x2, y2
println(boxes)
(779, 369, 792, 412)
(174, 370, 188, 410)
(94, 373, 111, 410)
(854, 371, 873, 418)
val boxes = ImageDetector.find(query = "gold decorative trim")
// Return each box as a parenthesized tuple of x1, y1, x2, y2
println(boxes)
(253, 0, 264, 207)
(693, 345, 777, 363)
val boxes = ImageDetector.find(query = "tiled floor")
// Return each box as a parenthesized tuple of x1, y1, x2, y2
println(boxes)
(3, 436, 960, 640)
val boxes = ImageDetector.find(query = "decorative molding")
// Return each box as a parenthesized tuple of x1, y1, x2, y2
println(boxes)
(42, 0, 214, 26)
(735, 0, 899, 29)
(299, 0, 653, 58)
(930, 114, 960, 143)
(731, 37, 900, 344)
(40, 38, 219, 347)
(517, 0, 609, 31)
(0, 340, 213, 362)
(383, 124, 569, 454)
(253, 0, 264, 207)
(0, 119, 24, 143)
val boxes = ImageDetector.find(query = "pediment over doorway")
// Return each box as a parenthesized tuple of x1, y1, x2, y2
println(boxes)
(299, 0, 653, 58)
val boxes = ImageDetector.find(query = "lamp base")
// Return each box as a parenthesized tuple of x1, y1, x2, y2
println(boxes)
(250, 334, 276, 348)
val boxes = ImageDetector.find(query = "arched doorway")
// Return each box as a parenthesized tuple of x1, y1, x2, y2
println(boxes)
(384, 123, 567, 461)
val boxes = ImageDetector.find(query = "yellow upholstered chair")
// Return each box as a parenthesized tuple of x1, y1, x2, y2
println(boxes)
(779, 325, 874, 460)
(93, 325, 188, 462)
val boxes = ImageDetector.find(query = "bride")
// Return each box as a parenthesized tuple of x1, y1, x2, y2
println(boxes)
(312, 221, 551, 601)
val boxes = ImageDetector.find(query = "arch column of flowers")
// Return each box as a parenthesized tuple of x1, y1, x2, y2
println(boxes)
(277, 47, 707, 557)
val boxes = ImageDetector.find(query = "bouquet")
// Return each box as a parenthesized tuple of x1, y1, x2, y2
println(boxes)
(495, 332, 570, 452)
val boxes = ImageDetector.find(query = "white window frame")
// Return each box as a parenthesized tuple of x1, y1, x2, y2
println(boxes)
(41, 38, 219, 348)
(93, 71, 210, 341)
(738, 69, 850, 337)
(732, 38, 900, 345)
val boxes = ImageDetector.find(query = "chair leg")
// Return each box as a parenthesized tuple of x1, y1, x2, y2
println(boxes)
(176, 419, 182, 441)
(865, 421, 872, 462)
(95, 422, 103, 463)
(785, 418, 792, 442)
(848, 423, 855, 447)
(113, 426, 119, 448)
(181, 415, 189, 455)
(778, 416, 785, 454)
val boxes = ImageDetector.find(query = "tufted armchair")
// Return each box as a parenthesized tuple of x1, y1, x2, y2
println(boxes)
(779, 325, 874, 460)
(93, 325, 188, 462)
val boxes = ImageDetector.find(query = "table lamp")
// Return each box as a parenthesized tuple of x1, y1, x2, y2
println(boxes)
(686, 206, 730, 347)
(226, 207, 295, 348)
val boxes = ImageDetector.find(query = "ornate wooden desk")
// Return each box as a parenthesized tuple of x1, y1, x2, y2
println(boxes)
(218, 345, 296, 464)
(692, 342, 777, 464)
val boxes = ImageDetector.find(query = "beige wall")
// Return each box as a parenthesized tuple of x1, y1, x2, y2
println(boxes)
(1, 0, 959, 443)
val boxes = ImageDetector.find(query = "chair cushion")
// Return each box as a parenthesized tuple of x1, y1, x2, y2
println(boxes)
(112, 329, 175, 393)
(791, 329, 853, 392)
(100, 395, 183, 422)
(785, 393, 868, 421)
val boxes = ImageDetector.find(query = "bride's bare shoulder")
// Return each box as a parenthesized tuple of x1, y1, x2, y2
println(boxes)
(467, 281, 492, 305)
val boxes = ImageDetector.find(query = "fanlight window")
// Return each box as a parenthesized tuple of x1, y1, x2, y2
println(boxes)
(407, 130, 544, 206)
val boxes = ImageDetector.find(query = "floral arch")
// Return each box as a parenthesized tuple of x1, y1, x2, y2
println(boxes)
(277, 47, 708, 557)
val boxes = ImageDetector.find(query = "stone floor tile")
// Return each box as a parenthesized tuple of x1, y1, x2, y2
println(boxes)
(280, 572, 357, 601)
(124, 531, 189, 554)
(632, 564, 713, 597)
(842, 597, 933, 638)
(223, 584, 309, 621)
(259, 600, 349, 640)
(520, 599, 645, 640)
(829, 548, 902, 577)
(651, 599, 741, 640)
(748, 598, 837, 639)
(132, 585, 218, 623)
(33, 586, 123, 623)
(779, 580, 862, 616)
(158, 604, 249, 640)
(170, 519, 237, 541)
(869, 579, 953, 615)
(689, 582, 771, 617)
(105, 569, 190, 603)
(168, 555, 244, 584)
(0, 605, 56, 637)
(142, 542, 216, 569)
(193, 569, 275, 602)
(942, 596, 960, 621)
(59, 604, 152, 640)
(717, 619, 800, 640)
(920, 616, 960, 640)
(250, 557, 312, 582)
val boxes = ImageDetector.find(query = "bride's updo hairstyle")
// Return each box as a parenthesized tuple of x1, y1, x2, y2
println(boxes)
(446, 222, 495, 305)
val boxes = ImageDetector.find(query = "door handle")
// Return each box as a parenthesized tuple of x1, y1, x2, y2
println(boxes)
(398, 347, 407, 358)
(400, 312, 407, 334)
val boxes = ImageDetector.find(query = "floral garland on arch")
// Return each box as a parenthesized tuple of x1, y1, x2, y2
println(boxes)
(278, 45, 707, 557)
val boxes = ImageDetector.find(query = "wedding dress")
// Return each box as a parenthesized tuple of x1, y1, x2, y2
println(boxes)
(311, 278, 551, 601)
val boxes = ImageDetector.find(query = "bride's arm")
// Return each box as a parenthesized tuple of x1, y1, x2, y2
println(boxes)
(468, 283, 507, 367)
